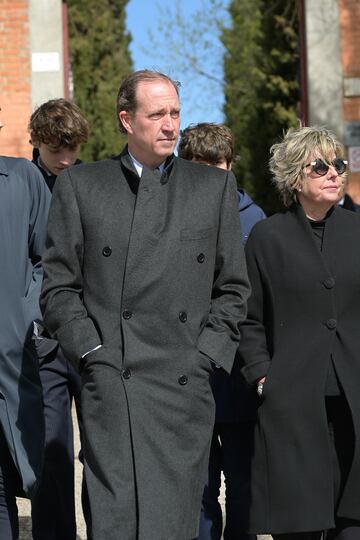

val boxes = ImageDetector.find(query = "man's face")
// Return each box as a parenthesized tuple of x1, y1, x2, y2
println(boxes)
(36, 142, 81, 176)
(0, 107, 3, 133)
(119, 79, 180, 168)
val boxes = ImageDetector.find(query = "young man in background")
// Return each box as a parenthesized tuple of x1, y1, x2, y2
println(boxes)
(29, 98, 91, 540)
(179, 122, 265, 540)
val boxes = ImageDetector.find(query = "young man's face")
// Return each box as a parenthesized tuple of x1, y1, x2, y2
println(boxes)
(193, 159, 230, 171)
(37, 143, 81, 176)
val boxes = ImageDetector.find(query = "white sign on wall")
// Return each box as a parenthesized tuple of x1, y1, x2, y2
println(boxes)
(349, 147, 360, 173)
(32, 52, 60, 73)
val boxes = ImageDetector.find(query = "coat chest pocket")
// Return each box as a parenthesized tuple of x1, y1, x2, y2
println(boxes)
(180, 226, 217, 242)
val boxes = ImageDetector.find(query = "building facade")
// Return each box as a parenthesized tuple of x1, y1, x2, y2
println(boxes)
(0, 0, 68, 158)
(305, 0, 360, 202)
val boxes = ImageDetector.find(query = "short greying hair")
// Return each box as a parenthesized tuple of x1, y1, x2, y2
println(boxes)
(116, 70, 181, 133)
(269, 125, 346, 207)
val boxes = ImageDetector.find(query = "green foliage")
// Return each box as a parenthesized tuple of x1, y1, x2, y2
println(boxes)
(67, 0, 132, 161)
(222, 0, 300, 214)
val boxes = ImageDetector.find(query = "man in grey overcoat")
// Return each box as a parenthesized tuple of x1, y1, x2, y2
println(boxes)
(0, 108, 50, 537)
(40, 70, 250, 540)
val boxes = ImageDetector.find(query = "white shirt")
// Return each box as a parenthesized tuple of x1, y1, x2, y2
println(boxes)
(128, 151, 165, 176)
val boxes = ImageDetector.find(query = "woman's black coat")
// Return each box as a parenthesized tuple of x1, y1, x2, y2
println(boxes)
(238, 203, 360, 534)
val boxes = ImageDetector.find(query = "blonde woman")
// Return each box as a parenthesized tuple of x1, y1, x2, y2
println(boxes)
(238, 125, 360, 540)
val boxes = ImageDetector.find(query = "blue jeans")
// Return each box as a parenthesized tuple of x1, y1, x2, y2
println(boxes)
(197, 422, 256, 540)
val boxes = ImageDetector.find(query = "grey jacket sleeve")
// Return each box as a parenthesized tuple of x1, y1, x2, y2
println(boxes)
(40, 169, 101, 368)
(197, 172, 251, 373)
(26, 161, 51, 324)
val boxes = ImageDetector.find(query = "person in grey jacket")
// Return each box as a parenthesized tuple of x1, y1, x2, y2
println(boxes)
(0, 107, 50, 539)
(40, 70, 250, 540)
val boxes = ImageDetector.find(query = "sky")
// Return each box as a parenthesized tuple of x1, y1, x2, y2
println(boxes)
(125, 0, 227, 130)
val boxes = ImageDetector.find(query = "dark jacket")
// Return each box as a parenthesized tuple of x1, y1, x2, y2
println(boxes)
(238, 203, 360, 534)
(32, 147, 82, 194)
(0, 157, 50, 496)
(40, 150, 250, 540)
(211, 189, 266, 423)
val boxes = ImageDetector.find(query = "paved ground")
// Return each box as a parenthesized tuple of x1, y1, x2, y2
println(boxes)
(17, 408, 271, 539)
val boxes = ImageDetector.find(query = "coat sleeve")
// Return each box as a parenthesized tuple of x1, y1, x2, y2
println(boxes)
(237, 229, 272, 384)
(197, 172, 251, 373)
(40, 169, 102, 368)
(25, 161, 51, 323)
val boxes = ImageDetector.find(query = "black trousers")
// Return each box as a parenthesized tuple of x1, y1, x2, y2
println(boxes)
(31, 347, 91, 540)
(273, 396, 360, 540)
(196, 421, 256, 540)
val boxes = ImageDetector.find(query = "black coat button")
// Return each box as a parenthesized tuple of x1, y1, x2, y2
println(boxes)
(122, 368, 131, 380)
(326, 318, 337, 329)
(178, 375, 188, 385)
(323, 277, 335, 289)
(122, 310, 132, 320)
(197, 253, 205, 263)
(179, 311, 187, 323)
(102, 246, 112, 257)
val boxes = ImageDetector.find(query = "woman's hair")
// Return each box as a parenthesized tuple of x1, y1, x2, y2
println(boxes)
(269, 125, 346, 207)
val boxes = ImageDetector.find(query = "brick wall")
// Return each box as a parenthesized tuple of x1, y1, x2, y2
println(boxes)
(339, 0, 360, 201)
(0, 0, 32, 158)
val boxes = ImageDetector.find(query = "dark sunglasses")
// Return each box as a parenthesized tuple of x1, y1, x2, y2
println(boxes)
(305, 158, 348, 176)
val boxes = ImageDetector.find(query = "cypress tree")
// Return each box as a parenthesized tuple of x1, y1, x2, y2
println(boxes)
(222, 0, 300, 214)
(67, 0, 133, 161)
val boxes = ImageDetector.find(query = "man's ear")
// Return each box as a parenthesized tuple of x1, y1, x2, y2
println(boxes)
(119, 111, 133, 134)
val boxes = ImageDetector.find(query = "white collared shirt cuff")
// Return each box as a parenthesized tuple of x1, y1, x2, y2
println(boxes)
(81, 344, 102, 359)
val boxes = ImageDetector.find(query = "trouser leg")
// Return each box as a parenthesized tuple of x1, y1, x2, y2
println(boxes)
(31, 347, 76, 540)
(69, 358, 93, 539)
(325, 397, 360, 540)
(196, 426, 223, 540)
(0, 423, 21, 540)
(219, 421, 256, 540)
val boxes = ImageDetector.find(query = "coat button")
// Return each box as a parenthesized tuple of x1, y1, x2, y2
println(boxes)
(122, 310, 132, 320)
(122, 368, 131, 380)
(179, 311, 187, 323)
(102, 246, 112, 257)
(323, 277, 335, 289)
(326, 318, 337, 329)
(178, 375, 188, 385)
(197, 253, 205, 263)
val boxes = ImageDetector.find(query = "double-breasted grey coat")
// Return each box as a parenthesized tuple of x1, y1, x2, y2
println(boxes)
(238, 203, 360, 534)
(0, 157, 50, 496)
(40, 150, 250, 540)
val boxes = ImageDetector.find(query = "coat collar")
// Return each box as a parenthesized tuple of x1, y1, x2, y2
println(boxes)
(116, 145, 175, 185)
(289, 201, 338, 277)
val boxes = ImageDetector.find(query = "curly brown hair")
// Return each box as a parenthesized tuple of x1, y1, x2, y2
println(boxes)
(178, 123, 235, 167)
(29, 98, 89, 149)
